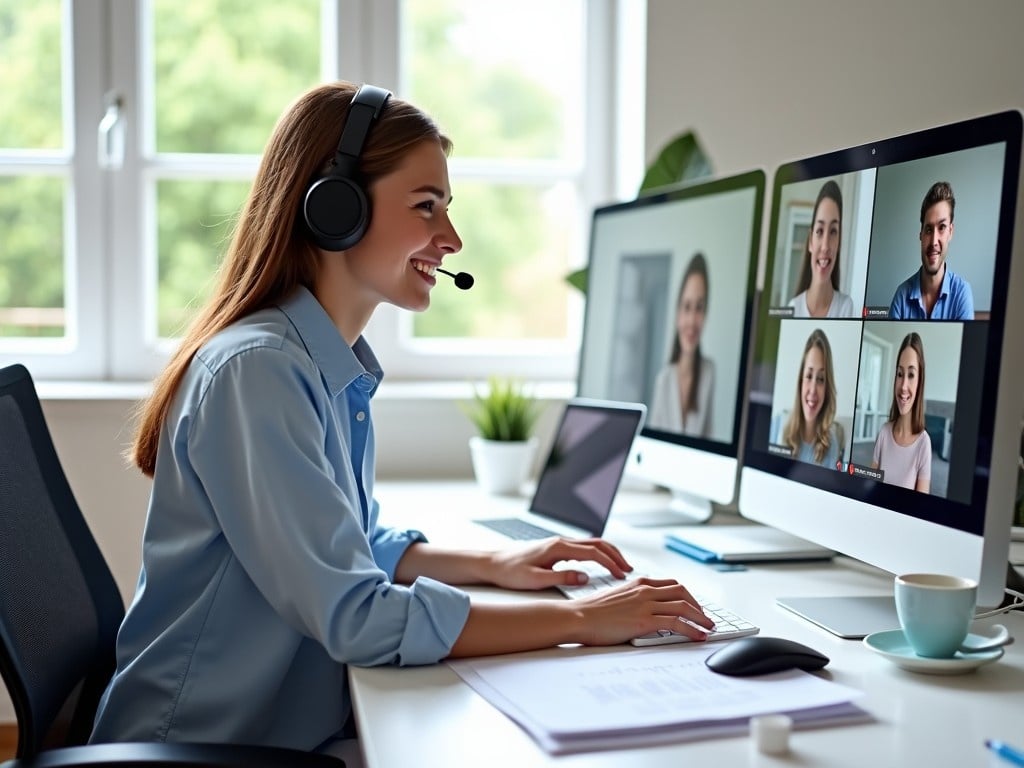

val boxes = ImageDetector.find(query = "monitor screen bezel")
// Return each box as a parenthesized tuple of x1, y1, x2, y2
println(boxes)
(741, 109, 1019, 606)
(576, 169, 766, 465)
(743, 110, 1022, 538)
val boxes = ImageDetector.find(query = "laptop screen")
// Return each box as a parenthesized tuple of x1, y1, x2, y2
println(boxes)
(528, 398, 646, 535)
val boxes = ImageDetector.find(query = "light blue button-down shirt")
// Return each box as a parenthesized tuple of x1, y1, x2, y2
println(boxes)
(888, 266, 974, 319)
(91, 286, 471, 751)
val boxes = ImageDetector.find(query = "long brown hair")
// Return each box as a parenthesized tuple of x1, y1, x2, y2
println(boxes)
(888, 332, 927, 434)
(782, 328, 840, 464)
(129, 81, 451, 476)
(668, 252, 708, 415)
(794, 179, 843, 295)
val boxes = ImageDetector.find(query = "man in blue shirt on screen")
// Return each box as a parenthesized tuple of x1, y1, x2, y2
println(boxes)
(889, 181, 974, 320)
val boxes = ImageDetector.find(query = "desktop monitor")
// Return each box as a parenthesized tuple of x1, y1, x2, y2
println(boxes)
(576, 170, 765, 524)
(741, 110, 1024, 631)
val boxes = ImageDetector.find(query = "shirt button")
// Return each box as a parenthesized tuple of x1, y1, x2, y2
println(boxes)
(356, 411, 366, 422)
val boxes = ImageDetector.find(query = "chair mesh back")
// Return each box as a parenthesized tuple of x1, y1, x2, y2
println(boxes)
(0, 370, 122, 756)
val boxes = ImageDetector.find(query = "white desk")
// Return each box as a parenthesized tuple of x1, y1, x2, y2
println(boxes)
(349, 481, 1024, 767)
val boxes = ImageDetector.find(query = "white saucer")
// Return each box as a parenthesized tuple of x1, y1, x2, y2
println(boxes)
(863, 629, 1004, 675)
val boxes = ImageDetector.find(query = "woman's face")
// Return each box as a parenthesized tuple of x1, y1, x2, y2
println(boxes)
(676, 272, 707, 356)
(808, 197, 840, 286)
(800, 345, 827, 425)
(343, 139, 463, 313)
(894, 346, 921, 417)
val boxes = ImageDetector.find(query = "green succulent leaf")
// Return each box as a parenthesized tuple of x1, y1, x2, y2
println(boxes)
(460, 376, 540, 442)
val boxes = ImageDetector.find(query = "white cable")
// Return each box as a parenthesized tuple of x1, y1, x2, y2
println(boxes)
(974, 587, 1024, 619)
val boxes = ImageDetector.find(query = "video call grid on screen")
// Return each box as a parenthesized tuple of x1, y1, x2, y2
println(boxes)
(746, 111, 1022, 536)
(576, 170, 763, 456)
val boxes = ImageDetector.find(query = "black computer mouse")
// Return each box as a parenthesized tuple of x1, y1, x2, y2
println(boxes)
(705, 636, 829, 677)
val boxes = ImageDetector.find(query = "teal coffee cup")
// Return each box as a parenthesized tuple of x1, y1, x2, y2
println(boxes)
(894, 573, 977, 658)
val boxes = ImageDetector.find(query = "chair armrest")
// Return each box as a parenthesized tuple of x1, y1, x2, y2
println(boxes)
(1, 742, 345, 768)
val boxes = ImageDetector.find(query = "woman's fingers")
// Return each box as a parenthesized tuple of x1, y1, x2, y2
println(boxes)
(590, 579, 714, 625)
(547, 537, 633, 577)
(572, 580, 717, 646)
(641, 614, 714, 642)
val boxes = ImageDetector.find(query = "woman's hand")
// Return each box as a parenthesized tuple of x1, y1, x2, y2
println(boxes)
(571, 577, 714, 646)
(483, 536, 633, 591)
(448, 576, 715, 657)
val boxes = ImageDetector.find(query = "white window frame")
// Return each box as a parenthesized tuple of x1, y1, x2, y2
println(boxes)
(0, 0, 645, 385)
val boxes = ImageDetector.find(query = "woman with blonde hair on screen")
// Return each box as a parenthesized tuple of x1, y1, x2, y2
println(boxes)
(772, 327, 844, 468)
(872, 332, 932, 492)
(648, 252, 714, 437)
(787, 179, 855, 318)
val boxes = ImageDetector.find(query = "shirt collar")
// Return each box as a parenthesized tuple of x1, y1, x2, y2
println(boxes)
(277, 285, 383, 397)
(937, 264, 952, 298)
(915, 264, 951, 300)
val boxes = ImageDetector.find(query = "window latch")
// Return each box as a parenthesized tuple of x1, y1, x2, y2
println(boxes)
(97, 91, 125, 170)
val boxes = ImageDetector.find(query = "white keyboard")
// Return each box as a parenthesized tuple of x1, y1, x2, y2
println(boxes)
(473, 517, 557, 540)
(554, 561, 759, 647)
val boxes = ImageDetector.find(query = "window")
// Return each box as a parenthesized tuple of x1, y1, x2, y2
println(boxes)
(0, 0, 644, 383)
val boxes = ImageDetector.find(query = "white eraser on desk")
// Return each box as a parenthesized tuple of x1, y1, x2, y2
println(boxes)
(751, 713, 793, 755)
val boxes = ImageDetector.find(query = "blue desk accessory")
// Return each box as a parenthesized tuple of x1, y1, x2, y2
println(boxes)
(987, 739, 1024, 766)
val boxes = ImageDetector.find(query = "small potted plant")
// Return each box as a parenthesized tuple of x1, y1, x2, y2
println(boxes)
(462, 376, 541, 495)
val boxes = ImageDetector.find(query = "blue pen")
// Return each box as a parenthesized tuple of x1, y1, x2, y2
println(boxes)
(987, 739, 1024, 767)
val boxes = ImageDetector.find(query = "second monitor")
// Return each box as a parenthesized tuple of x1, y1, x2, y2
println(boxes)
(576, 170, 764, 523)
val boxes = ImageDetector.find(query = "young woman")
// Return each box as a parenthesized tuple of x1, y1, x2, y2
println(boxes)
(787, 180, 855, 318)
(773, 328, 844, 468)
(88, 82, 713, 758)
(647, 252, 714, 437)
(872, 332, 932, 492)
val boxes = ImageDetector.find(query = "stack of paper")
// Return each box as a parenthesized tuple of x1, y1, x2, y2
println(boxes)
(448, 644, 870, 754)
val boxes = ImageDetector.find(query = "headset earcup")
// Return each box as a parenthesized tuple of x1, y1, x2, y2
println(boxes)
(303, 175, 370, 251)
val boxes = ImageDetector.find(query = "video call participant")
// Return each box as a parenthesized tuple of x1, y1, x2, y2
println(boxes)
(648, 252, 714, 437)
(889, 181, 974, 320)
(787, 180, 854, 318)
(771, 328, 845, 468)
(872, 332, 932, 492)
(88, 82, 715, 760)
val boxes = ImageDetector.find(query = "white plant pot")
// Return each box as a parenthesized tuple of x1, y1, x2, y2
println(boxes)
(469, 436, 539, 496)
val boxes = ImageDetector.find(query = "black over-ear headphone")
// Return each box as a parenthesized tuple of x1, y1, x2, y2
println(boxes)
(303, 84, 392, 251)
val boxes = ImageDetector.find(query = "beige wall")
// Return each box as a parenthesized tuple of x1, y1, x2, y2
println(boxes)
(645, 0, 1024, 286)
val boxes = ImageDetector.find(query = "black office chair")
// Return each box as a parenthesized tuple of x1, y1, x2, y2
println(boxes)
(0, 364, 345, 768)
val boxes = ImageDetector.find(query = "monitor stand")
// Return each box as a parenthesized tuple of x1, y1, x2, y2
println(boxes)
(776, 595, 900, 639)
(621, 488, 713, 527)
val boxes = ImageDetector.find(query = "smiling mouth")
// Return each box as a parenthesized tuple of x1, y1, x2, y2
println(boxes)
(411, 259, 437, 277)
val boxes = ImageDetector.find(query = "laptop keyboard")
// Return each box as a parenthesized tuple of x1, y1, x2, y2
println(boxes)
(474, 517, 558, 540)
(554, 561, 760, 647)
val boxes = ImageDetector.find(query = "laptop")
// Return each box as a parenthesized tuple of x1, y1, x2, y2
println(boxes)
(473, 398, 646, 540)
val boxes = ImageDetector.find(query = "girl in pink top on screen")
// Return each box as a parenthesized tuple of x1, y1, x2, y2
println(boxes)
(871, 332, 932, 492)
